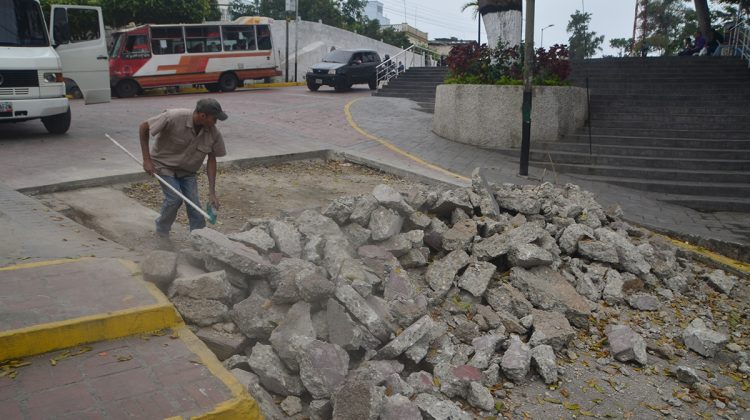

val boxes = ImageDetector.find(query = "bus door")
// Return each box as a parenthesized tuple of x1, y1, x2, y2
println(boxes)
(50, 5, 110, 104)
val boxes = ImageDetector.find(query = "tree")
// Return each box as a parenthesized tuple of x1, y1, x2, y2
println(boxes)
(694, 0, 712, 41)
(566, 10, 604, 59)
(478, 0, 522, 49)
(228, 0, 256, 19)
(609, 37, 634, 57)
(636, 0, 690, 56)
(41, 0, 219, 27)
(379, 27, 411, 49)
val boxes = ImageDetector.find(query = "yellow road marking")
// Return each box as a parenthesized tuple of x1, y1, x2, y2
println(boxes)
(344, 97, 470, 182)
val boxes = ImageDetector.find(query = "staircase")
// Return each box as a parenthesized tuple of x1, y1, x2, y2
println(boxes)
(372, 66, 449, 113)
(524, 56, 750, 213)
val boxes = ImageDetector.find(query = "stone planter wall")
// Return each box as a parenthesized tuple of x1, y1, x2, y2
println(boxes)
(432, 84, 588, 149)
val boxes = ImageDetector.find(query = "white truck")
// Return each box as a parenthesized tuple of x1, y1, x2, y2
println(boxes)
(0, 0, 110, 134)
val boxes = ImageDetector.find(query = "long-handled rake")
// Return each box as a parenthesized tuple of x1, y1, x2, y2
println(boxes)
(104, 133, 217, 224)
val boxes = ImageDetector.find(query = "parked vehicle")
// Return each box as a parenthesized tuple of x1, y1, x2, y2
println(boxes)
(108, 16, 282, 97)
(0, 0, 110, 134)
(306, 49, 381, 92)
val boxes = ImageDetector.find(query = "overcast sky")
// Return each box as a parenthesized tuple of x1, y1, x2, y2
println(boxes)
(375, 0, 640, 56)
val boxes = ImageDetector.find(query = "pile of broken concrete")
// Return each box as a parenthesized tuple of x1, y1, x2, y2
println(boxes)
(141, 169, 744, 419)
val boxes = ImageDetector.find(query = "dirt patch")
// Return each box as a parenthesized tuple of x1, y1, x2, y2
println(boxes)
(123, 159, 430, 235)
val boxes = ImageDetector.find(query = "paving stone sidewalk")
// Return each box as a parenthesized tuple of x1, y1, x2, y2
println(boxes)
(345, 96, 750, 262)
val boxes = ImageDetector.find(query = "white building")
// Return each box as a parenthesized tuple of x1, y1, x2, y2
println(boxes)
(364, 1, 390, 25)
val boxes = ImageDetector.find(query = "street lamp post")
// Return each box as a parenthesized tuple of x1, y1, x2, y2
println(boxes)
(540, 24, 554, 48)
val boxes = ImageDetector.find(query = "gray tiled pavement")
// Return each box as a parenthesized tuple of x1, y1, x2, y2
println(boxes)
(346, 96, 750, 261)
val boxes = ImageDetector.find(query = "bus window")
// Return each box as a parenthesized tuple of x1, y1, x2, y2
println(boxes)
(122, 34, 150, 59)
(67, 8, 100, 42)
(186, 25, 220, 53)
(257, 25, 271, 50)
(150, 26, 184, 55)
(221, 25, 256, 51)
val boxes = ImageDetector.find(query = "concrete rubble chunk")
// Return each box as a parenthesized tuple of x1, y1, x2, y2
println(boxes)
(228, 227, 275, 254)
(342, 223, 371, 250)
(663, 274, 688, 293)
(141, 250, 178, 291)
(247, 343, 305, 396)
(270, 301, 316, 371)
(223, 354, 251, 371)
(467, 381, 495, 411)
(627, 293, 660, 311)
(382, 373, 415, 397)
(196, 328, 248, 361)
(529, 310, 576, 352)
(168, 270, 232, 303)
(191, 228, 272, 276)
(269, 258, 317, 300)
(508, 243, 555, 268)
(682, 318, 728, 358)
(348, 360, 405, 385)
(268, 220, 303, 258)
(230, 369, 286, 420)
(434, 363, 482, 399)
(383, 265, 416, 301)
(171, 296, 227, 327)
(407, 371, 436, 394)
(426, 249, 470, 295)
(510, 266, 592, 328)
(429, 188, 473, 217)
(414, 392, 472, 420)
(230, 294, 288, 341)
(602, 269, 625, 305)
(298, 340, 350, 399)
(705, 269, 736, 296)
(334, 284, 390, 341)
(331, 380, 384, 420)
(297, 271, 335, 303)
(379, 233, 413, 257)
(326, 298, 381, 351)
(594, 227, 651, 277)
(606, 324, 648, 365)
(558, 223, 595, 255)
(280, 396, 302, 416)
(495, 188, 541, 215)
(323, 235, 355, 277)
(675, 366, 702, 385)
(531, 344, 558, 384)
(369, 206, 404, 241)
(381, 394, 421, 420)
(471, 167, 501, 218)
(375, 315, 434, 360)
(472, 224, 547, 261)
(399, 248, 428, 269)
(405, 322, 448, 364)
(372, 184, 414, 214)
(457, 260, 496, 297)
(309, 400, 333, 420)
(469, 334, 503, 370)
(442, 219, 478, 251)
(501, 335, 531, 383)
(405, 211, 432, 231)
(485, 283, 534, 319)
(577, 239, 619, 264)
(350, 194, 379, 226)
(323, 196, 356, 225)
(296, 209, 344, 238)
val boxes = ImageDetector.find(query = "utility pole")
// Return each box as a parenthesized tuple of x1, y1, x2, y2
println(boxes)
(294, 0, 298, 83)
(520, 0, 535, 176)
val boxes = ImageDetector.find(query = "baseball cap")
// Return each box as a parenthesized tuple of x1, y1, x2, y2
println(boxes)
(195, 98, 228, 121)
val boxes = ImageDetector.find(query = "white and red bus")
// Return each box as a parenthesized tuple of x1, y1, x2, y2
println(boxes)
(108, 16, 281, 97)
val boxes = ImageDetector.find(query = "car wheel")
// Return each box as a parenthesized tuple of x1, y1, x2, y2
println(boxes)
(205, 83, 221, 92)
(42, 108, 71, 134)
(115, 79, 139, 98)
(306, 79, 320, 91)
(219, 73, 239, 92)
(334, 77, 348, 92)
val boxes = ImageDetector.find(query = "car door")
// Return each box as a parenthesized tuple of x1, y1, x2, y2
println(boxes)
(50, 5, 110, 104)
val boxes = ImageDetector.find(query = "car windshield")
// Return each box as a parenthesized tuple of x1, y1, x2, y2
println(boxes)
(322, 50, 354, 64)
(0, 0, 49, 47)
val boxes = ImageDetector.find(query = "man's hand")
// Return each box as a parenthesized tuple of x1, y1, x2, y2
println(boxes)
(209, 192, 220, 210)
(143, 159, 156, 176)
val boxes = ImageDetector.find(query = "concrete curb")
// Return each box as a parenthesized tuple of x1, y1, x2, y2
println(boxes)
(0, 258, 182, 361)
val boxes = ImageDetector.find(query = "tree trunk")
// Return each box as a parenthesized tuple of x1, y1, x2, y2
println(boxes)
(479, 0, 523, 49)
(693, 0, 712, 42)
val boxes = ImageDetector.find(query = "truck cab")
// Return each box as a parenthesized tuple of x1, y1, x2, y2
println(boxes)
(0, 0, 109, 134)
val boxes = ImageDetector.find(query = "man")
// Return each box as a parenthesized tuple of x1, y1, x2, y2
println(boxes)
(139, 98, 227, 238)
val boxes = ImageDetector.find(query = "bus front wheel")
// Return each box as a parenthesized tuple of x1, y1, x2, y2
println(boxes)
(219, 73, 239, 92)
(42, 108, 71, 135)
(115, 80, 139, 98)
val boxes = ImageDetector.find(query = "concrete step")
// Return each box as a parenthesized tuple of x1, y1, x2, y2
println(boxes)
(529, 150, 750, 170)
(588, 104, 749, 115)
(587, 119, 750, 131)
(528, 161, 750, 183)
(561, 134, 750, 149)
(586, 126, 750, 140)
(588, 112, 749, 125)
(534, 142, 750, 159)
(659, 195, 750, 212)
(575, 176, 750, 198)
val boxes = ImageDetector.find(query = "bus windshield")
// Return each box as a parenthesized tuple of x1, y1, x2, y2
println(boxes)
(0, 0, 49, 47)
(109, 32, 124, 58)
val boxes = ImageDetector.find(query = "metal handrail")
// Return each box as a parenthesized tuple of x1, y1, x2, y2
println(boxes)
(375, 44, 439, 87)
(727, 10, 749, 67)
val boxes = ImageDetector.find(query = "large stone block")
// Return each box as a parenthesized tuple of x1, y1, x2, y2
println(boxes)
(190, 228, 271, 276)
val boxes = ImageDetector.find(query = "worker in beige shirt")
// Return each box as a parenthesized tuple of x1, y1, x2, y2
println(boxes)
(139, 98, 227, 238)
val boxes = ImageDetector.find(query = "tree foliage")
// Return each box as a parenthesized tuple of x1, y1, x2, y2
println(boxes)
(636, 0, 691, 56)
(566, 10, 604, 59)
(609, 37, 634, 57)
(40, 0, 221, 27)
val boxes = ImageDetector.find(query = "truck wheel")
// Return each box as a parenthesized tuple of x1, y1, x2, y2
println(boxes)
(306, 79, 320, 91)
(115, 79, 139, 98)
(219, 73, 239, 92)
(42, 108, 71, 134)
(205, 83, 221, 92)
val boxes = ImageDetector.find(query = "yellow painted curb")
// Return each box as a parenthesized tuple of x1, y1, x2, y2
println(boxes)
(656, 233, 750, 277)
(344, 97, 470, 183)
(175, 325, 262, 420)
(0, 257, 92, 271)
(0, 259, 182, 360)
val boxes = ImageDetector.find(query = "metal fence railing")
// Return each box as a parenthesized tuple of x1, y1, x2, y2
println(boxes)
(729, 19, 750, 67)
(375, 44, 439, 87)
